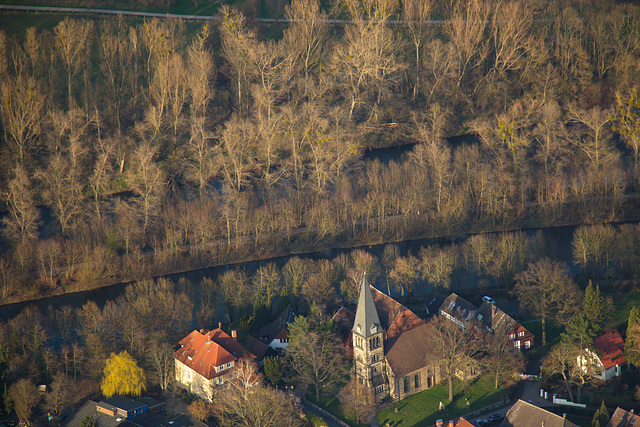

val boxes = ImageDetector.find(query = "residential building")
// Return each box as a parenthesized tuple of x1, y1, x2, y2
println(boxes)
(476, 301, 534, 351)
(607, 407, 640, 427)
(501, 400, 578, 427)
(440, 293, 533, 351)
(174, 326, 255, 402)
(577, 330, 626, 381)
(257, 305, 296, 353)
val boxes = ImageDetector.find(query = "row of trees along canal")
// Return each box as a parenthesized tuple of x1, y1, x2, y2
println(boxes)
(2, 0, 640, 304)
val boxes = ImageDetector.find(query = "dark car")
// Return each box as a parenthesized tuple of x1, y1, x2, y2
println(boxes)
(488, 413, 505, 421)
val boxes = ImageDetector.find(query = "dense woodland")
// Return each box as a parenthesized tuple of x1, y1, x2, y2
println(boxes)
(2, 0, 640, 421)
(1, 0, 640, 303)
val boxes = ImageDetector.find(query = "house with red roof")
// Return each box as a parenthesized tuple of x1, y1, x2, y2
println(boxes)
(577, 330, 626, 382)
(174, 325, 255, 402)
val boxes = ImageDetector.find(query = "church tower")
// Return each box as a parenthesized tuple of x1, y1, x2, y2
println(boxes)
(352, 273, 387, 400)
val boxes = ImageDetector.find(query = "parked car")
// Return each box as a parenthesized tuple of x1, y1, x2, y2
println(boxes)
(488, 413, 505, 422)
(482, 296, 495, 304)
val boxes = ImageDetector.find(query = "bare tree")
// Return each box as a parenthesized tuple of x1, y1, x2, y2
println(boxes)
(333, 0, 405, 119)
(0, 74, 44, 163)
(571, 224, 618, 279)
(220, 6, 256, 114)
(283, 0, 328, 89)
(339, 376, 376, 424)
(418, 245, 457, 290)
(129, 141, 165, 234)
(286, 315, 347, 402)
(9, 378, 40, 423)
(444, 0, 491, 90)
(147, 339, 174, 392)
(216, 359, 304, 427)
(514, 258, 581, 345)
(54, 18, 94, 109)
(2, 165, 40, 243)
(483, 320, 525, 389)
(403, 0, 434, 100)
(432, 316, 484, 402)
(219, 115, 256, 192)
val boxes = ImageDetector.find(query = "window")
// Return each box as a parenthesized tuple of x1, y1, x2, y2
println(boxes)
(509, 334, 516, 339)
(514, 341, 521, 349)
(414, 374, 420, 389)
(518, 331, 525, 337)
(404, 377, 410, 393)
(525, 341, 531, 349)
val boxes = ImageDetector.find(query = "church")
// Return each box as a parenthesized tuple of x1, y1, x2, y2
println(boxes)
(349, 273, 443, 401)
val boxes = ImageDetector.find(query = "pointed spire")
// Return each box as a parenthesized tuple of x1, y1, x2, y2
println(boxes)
(352, 271, 381, 338)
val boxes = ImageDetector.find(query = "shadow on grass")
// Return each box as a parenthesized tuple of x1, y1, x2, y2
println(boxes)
(376, 375, 509, 427)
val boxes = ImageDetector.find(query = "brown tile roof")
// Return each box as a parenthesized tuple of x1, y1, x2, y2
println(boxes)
(384, 320, 439, 377)
(173, 328, 255, 380)
(502, 400, 578, 427)
(258, 306, 295, 343)
(244, 335, 272, 361)
(607, 407, 640, 427)
(440, 293, 478, 323)
(594, 330, 626, 370)
(370, 286, 424, 338)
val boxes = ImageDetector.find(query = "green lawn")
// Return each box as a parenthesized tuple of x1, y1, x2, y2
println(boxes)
(519, 317, 565, 348)
(612, 287, 640, 327)
(308, 395, 369, 427)
(376, 375, 509, 427)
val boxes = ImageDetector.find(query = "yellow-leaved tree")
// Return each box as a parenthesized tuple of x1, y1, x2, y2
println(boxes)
(100, 350, 146, 398)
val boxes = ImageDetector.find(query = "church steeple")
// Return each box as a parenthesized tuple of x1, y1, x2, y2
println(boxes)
(352, 271, 387, 400)
(352, 272, 381, 338)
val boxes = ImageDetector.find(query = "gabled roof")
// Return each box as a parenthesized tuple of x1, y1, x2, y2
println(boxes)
(258, 305, 295, 343)
(173, 328, 255, 380)
(353, 273, 382, 338)
(244, 335, 273, 361)
(594, 330, 626, 369)
(607, 407, 640, 427)
(370, 286, 424, 339)
(440, 293, 478, 323)
(476, 301, 530, 337)
(384, 320, 439, 377)
(502, 400, 578, 427)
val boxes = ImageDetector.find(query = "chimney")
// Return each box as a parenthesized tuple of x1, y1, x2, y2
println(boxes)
(199, 329, 204, 334)
(232, 330, 237, 339)
(447, 421, 454, 427)
(218, 322, 222, 330)
(436, 420, 443, 427)
(563, 413, 566, 418)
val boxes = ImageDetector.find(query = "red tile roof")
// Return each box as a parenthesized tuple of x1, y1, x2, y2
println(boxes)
(174, 328, 255, 380)
(594, 330, 626, 370)
(370, 286, 424, 339)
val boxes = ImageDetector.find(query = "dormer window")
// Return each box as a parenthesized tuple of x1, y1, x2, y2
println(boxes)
(370, 324, 377, 334)
(356, 325, 362, 334)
